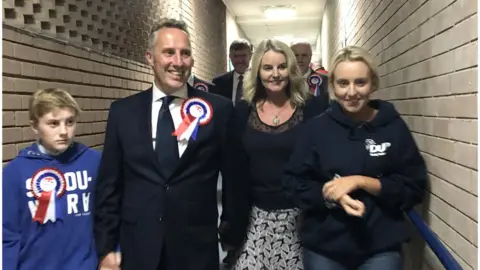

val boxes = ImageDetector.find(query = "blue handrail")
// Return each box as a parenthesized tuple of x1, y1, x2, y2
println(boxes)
(407, 210, 463, 270)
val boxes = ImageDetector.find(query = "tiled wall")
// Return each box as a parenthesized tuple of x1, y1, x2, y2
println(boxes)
(2, 0, 227, 163)
(321, 0, 477, 269)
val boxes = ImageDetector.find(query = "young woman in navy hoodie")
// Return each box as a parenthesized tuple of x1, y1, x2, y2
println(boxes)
(3, 88, 102, 270)
(282, 46, 427, 270)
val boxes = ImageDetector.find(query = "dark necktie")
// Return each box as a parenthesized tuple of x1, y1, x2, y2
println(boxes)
(235, 75, 243, 103)
(155, 96, 179, 177)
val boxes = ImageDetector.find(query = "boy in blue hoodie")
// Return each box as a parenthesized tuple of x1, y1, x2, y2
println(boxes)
(3, 88, 101, 270)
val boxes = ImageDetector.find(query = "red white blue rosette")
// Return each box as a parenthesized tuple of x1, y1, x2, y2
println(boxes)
(308, 74, 322, 96)
(308, 74, 322, 86)
(194, 82, 209, 92)
(30, 168, 67, 224)
(173, 97, 213, 141)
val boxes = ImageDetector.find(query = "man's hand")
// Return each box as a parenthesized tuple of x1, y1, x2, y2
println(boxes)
(99, 252, 121, 270)
(322, 176, 364, 201)
(339, 194, 365, 217)
(218, 221, 236, 251)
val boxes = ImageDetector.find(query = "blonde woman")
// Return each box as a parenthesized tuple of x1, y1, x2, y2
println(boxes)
(219, 39, 328, 269)
(283, 46, 427, 269)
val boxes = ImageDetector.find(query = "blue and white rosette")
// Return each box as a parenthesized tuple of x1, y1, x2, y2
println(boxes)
(194, 82, 209, 92)
(308, 74, 323, 96)
(173, 97, 213, 141)
(30, 168, 67, 224)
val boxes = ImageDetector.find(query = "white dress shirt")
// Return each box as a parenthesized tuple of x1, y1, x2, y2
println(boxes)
(151, 82, 189, 158)
(232, 71, 243, 103)
(187, 73, 195, 86)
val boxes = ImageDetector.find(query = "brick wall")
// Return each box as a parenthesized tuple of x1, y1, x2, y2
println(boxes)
(321, 0, 477, 269)
(2, 0, 227, 163)
(181, 0, 227, 80)
(3, 0, 183, 63)
(2, 25, 153, 160)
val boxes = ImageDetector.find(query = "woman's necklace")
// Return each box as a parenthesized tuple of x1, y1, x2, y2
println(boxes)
(272, 115, 281, 125)
(268, 102, 291, 125)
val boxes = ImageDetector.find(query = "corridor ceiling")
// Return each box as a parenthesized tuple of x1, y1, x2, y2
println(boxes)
(223, 0, 327, 47)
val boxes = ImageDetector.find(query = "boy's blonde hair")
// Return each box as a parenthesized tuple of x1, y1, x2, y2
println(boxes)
(29, 88, 81, 123)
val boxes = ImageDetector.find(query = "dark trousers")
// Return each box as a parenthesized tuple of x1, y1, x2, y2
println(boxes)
(303, 247, 403, 270)
(157, 240, 169, 270)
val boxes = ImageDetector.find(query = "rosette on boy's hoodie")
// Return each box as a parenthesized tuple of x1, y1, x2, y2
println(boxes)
(30, 167, 67, 224)
(173, 97, 213, 141)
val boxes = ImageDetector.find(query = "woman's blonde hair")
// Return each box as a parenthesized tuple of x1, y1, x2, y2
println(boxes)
(29, 88, 81, 124)
(242, 39, 309, 107)
(328, 46, 379, 100)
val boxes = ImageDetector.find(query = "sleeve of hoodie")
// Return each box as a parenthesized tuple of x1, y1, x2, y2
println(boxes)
(282, 119, 327, 212)
(377, 119, 428, 212)
(2, 162, 22, 270)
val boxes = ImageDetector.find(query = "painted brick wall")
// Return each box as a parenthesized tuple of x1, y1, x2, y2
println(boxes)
(2, 25, 153, 160)
(321, 0, 477, 269)
(2, 0, 227, 163)
(181, 0, 227, 79)
(3, 0, 184, 63)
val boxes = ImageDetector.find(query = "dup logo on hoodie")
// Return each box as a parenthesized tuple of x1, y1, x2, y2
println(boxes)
(25, 169, 94, 221)
(365, 139, 391, 157)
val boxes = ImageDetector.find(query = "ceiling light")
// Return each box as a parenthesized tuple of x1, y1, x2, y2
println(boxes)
(263, 5, 296, 19)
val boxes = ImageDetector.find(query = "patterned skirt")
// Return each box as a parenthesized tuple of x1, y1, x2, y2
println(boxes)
(233, 206, 303, 270)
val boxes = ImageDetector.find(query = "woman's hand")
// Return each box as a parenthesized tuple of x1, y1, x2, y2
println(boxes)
(339, 194, 365, 217)
(322, 176, 364, 201)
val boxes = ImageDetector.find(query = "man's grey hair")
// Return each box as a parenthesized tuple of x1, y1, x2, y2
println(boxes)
(290, 39, 312, 49)
(147, 18, 189, 51)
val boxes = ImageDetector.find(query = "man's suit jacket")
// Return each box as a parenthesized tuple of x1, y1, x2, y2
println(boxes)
(211, 71, 235, 100)
(94, 86, 239, 270)
(191, 76, 215, 92)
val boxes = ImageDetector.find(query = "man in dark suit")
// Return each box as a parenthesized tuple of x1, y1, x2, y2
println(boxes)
(94, 18, 242, 270)
(210, 39, 252, 267)
(188, 72, 215, 92)
(291, 40, 330, 106)
(211, 39, 252, 103)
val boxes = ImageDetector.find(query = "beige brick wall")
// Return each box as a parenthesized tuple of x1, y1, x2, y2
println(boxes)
(2, 25, 153, 160)
(3, 0, 227, 163)
(3, 0, 182, 63)
(181, 0, 227, 80)
(321, 0, 477, 269)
